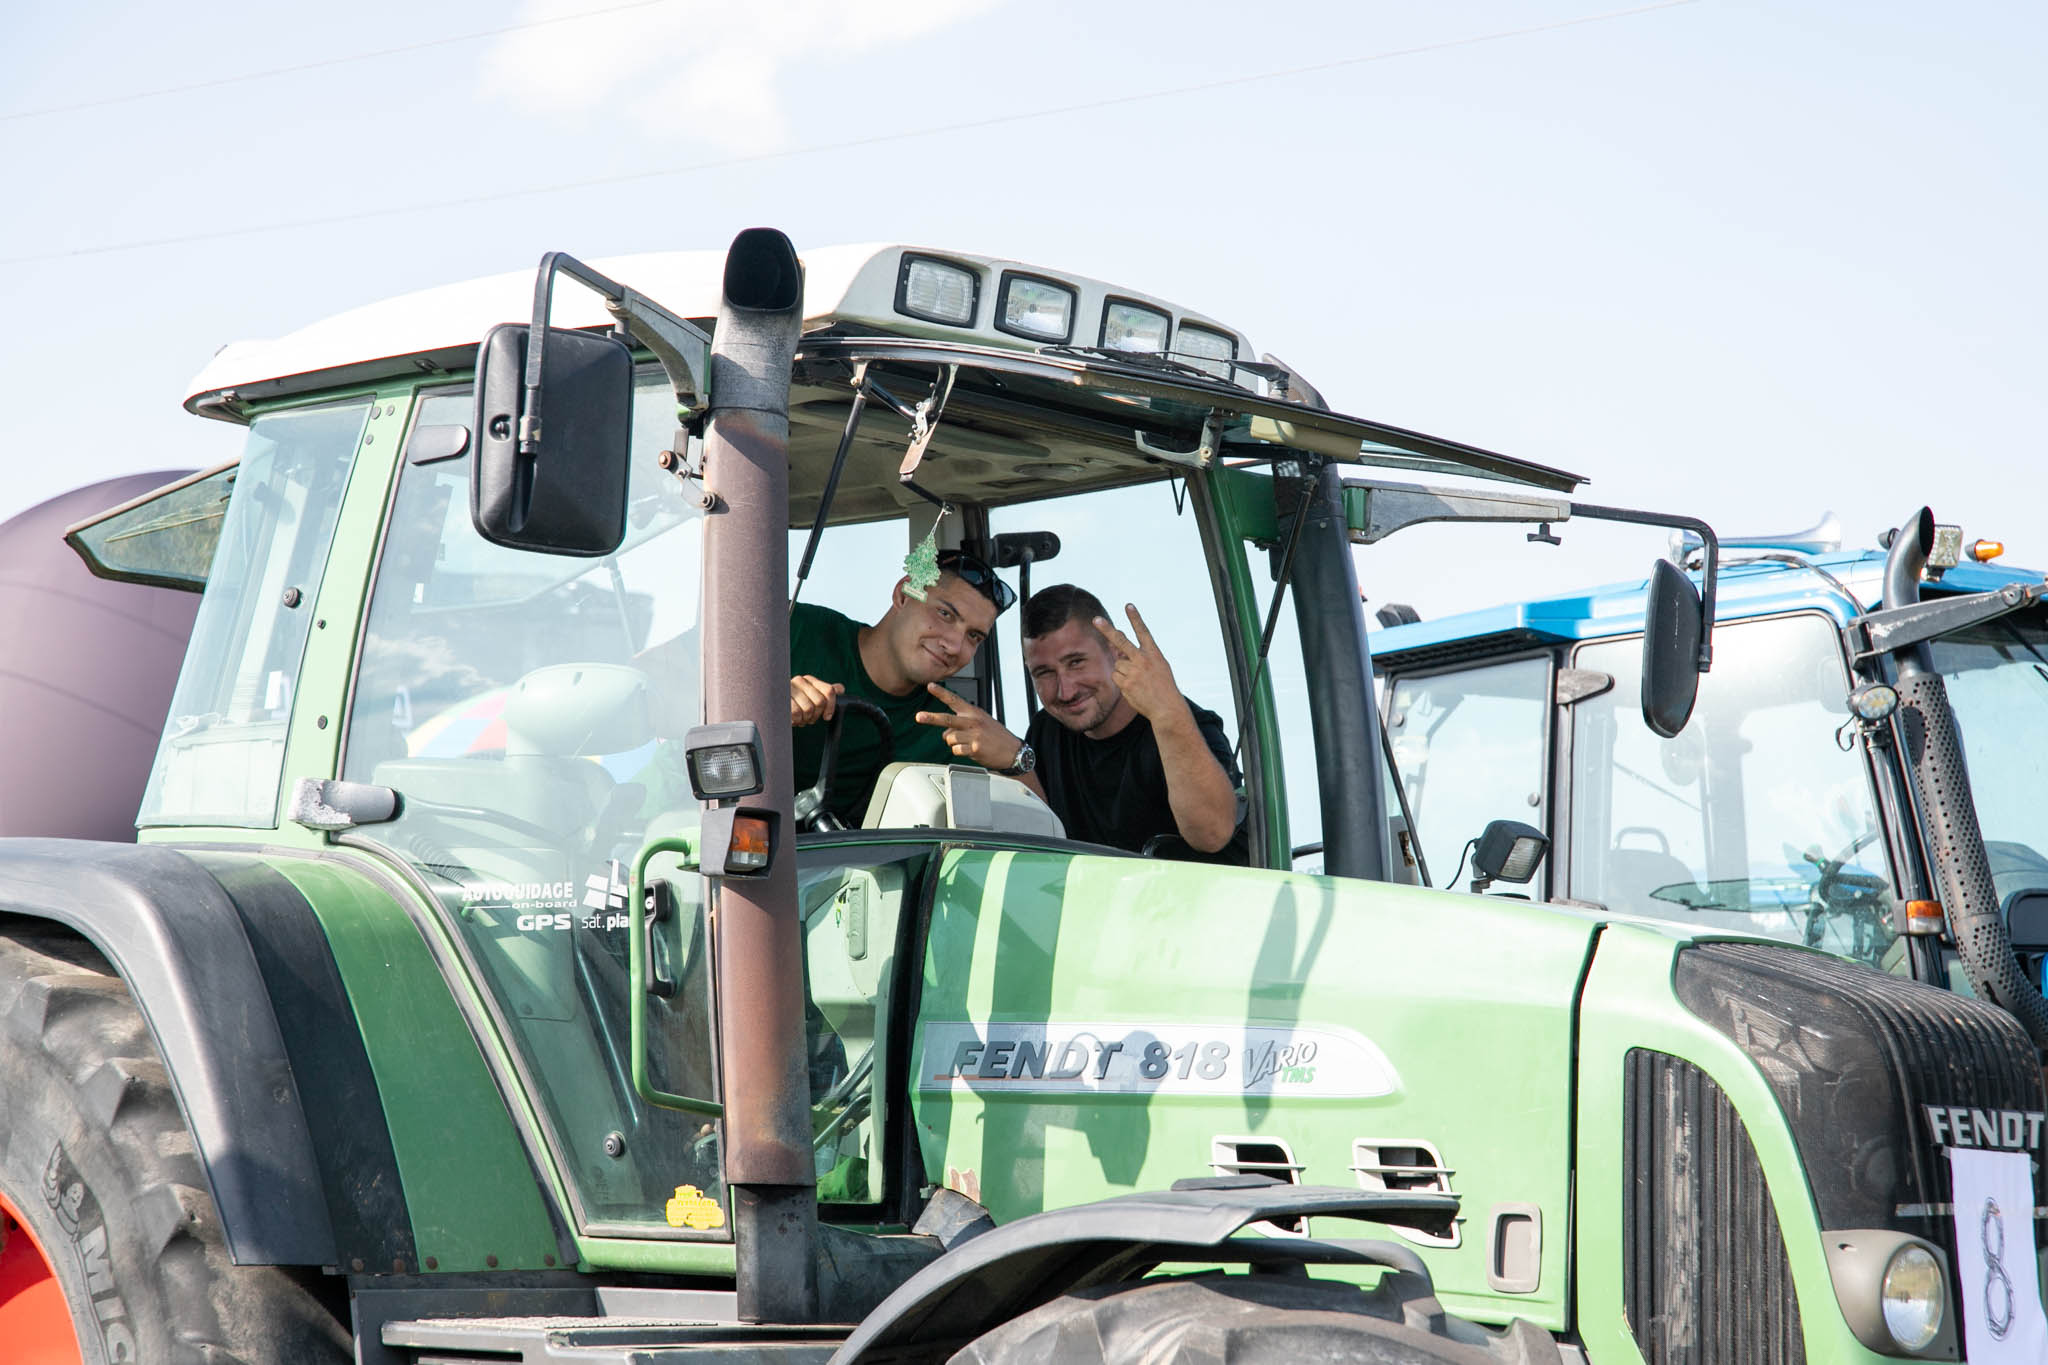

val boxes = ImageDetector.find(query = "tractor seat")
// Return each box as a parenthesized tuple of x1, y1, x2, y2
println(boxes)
(862, 762, 1064, 839)
(1601, 848, 1706, 914)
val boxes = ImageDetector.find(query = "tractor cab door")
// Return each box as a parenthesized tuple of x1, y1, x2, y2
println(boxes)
(338, 374, 730, 1241)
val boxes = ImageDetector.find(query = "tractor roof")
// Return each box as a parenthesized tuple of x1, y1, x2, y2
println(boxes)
(183, 244, 1254, 416)
(1372, 549, 2042, 670)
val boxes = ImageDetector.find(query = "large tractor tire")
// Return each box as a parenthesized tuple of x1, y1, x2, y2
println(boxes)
(0, 925, 351, 1363)
(953, 1274, 1557, 1365)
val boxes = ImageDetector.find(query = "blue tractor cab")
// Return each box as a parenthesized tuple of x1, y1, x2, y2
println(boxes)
(1364, 504, 2048, 1041)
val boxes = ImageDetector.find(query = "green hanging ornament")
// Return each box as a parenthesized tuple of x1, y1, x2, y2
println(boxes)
(902, 506, 948, 600)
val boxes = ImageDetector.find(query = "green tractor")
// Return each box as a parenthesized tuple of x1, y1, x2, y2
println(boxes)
(0, 230, 2036, 1362)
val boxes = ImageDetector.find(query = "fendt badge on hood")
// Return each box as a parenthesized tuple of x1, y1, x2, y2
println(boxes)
(1927, 1105, 2047, 1152)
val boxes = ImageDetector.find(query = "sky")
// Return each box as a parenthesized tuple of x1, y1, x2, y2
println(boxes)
(3, 0, 2043, 632)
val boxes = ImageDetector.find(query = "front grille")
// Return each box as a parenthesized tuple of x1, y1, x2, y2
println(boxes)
(1623, 1050, 1803, 1364)
(1675, 942, 2047, 1272)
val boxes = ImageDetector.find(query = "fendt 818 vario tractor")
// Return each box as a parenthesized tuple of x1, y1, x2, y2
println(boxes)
(0, 230, 2039, 1363)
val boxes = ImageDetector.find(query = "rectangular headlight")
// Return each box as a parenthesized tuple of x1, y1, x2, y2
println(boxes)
(897, 254, 979, 326)
(997, 273, 1075, 343)
(1176, 323, 1237, 380)
(1102, 299, 1170, 354)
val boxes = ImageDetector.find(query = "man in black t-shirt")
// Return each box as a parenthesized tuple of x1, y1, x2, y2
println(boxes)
(918, 584, 1246, 861)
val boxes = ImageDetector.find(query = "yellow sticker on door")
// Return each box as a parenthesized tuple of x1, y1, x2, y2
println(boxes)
(665, 1185, 728, 1231)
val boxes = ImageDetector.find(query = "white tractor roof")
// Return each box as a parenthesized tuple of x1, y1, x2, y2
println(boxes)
(184, 243, 1256, 416)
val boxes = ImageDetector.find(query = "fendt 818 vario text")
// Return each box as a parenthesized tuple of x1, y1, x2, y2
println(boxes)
(0, 230, 2038, 1362)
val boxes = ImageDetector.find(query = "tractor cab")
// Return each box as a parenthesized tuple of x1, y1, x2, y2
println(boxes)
(1371, 515, 2048, 1004)
(88, 236, 1586, 1291)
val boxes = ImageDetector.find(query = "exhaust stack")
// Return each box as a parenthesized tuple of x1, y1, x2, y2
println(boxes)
(698, 228, 816, 1321)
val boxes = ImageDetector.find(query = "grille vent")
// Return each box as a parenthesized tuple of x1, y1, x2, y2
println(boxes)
(1352, 1139, 1460, 1248)
(1623, 1049, 1803, 1364)
(1211, 1137, 1305, 1235)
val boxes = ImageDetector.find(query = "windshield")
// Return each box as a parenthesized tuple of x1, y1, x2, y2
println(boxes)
(1929, 608, 2048, 903)
(1569, 612, 1895, 968)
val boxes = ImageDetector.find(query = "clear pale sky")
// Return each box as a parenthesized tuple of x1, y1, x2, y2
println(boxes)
(4, 0, 2042, 628)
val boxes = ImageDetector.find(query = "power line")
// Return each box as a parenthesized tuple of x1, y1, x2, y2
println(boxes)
(0, 0, 676, 122)
(0, 0, 1700, 268)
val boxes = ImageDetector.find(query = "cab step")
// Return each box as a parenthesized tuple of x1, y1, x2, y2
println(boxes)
(380, 1315, 845, 1364)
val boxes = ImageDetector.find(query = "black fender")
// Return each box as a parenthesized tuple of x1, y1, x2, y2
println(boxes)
(832, 1183, 1474, 1364)
(0, 838, 412, 1271)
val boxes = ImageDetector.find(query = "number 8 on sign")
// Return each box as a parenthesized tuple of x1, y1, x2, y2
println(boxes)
(1983, 1197, 2014, 1340)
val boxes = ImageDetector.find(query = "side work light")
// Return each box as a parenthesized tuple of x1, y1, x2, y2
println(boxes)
(1471, 819, 1548, 892)
(1102, 299, 1170, 354)
(682, 721, 765, 801)
(997, 273, 1075, 343)
(897, 254, 979, 327)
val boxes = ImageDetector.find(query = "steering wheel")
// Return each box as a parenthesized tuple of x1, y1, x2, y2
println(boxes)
(795, 698, 893, 832)
(1789, 832, 1891, 951)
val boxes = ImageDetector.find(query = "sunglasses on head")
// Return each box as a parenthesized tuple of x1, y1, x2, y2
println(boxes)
(937, 549, 1017, 613)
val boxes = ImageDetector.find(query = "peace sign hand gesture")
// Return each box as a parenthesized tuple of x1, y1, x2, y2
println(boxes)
(1094, 606, 1182, 723)
(915, 683, 1026, 770)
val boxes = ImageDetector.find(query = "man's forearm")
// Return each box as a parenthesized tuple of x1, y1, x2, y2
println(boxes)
(1151, 705, 1240, 852)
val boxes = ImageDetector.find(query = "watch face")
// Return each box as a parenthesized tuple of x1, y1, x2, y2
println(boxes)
(1010, 743, 1035, 775)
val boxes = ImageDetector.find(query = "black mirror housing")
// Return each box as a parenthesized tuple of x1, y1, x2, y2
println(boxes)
(2005, 889, 2048, 955)
(1642, 558, 1704, 739)
(471, 323, 633, 556)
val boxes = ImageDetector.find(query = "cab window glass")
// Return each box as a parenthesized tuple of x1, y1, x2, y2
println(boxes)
(1570, 613, 1893, 967)
(141, 399, 366, 827)
(1385, 657, 1550, 890)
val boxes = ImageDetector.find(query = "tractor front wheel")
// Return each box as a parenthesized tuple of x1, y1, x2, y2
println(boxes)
(0, 924, 351, 1363)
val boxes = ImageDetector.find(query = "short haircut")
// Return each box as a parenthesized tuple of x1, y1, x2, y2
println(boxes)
(1022, 583, 1109, 641)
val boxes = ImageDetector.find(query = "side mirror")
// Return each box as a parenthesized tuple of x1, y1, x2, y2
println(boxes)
(471, 322, 633, 556)
(1642, 558, 1704, 739)
(2005, 889, 2048, 956)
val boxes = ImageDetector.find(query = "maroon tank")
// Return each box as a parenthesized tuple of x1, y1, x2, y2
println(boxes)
(0, 473, 203, 841)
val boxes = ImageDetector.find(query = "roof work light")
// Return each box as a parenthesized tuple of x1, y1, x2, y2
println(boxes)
(897, 254, 979, 326)
(997, 273, 1076, 343)
(1102, 299, 1170, 353)
(1176, 323, 1237, 379)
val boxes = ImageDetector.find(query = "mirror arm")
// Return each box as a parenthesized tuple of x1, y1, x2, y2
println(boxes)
(606, 289, 711, 415)
(1568, 502, 1718, 672)
(523, 252, 712, 456)
(1342, 477, 1719, 672)
(1844, 582, 2046, 665)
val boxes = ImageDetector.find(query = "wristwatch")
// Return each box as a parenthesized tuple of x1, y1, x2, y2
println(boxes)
(998, 742, 1036, 777)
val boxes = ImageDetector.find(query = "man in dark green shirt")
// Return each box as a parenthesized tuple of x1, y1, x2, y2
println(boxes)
(790, 550, 1010, 824)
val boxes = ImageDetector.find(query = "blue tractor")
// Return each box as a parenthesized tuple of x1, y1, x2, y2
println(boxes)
(1363, 492, 2048, 1047)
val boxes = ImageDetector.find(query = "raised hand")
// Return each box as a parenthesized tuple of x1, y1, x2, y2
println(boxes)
(1094, 606, 1182, 723)
(791, 675, 844, 727)
(915, 683, 1024, 769)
